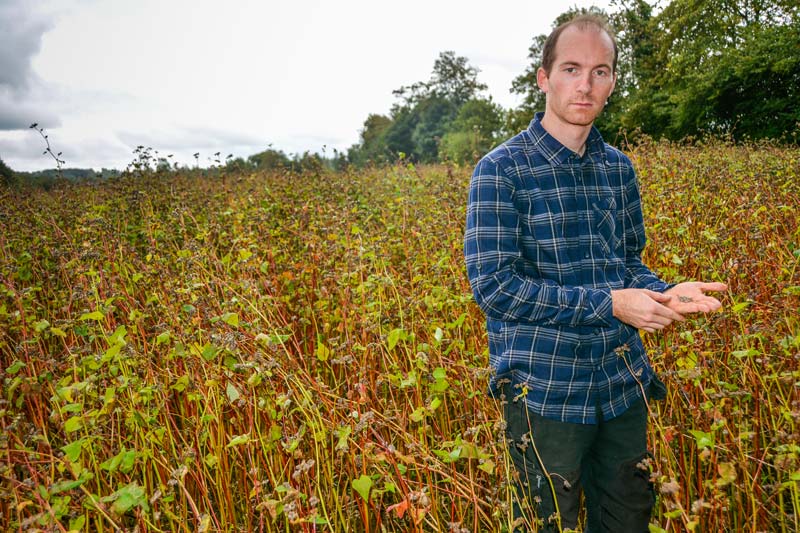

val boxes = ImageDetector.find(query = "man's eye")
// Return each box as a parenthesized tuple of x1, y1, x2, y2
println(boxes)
(565, 67, 577, 73)
(595, 70, 609, 77)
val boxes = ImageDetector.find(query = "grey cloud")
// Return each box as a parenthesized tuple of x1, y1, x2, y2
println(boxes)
(0, 0, 59, 131)
(0, 134, 54, 171)
(0, 133, 131, 172)
(0, 1, 50, 89)
(0, 88, 61, 130)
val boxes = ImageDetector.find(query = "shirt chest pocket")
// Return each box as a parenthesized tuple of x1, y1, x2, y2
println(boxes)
(516, 191, 578, 246)
(592, 196, 620, 254)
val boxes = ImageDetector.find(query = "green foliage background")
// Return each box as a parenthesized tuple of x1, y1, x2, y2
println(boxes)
(348, 0, 798, 166)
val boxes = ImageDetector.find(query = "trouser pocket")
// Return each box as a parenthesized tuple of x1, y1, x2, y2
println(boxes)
(596, 452, 655, 532)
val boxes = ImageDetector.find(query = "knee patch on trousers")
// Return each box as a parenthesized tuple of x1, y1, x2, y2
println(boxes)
(599, 452, 655, 532)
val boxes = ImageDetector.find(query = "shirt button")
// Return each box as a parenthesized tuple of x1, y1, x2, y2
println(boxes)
(583, 252, 590, 259)
(593, 328, 600, 335)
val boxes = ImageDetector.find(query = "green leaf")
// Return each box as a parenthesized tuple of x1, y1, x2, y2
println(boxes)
(478, 459, 495, 475)
(689, 429, 715, 449)
(200, 343, 220, 361)
(226, 383, 241, 403)
(387, 328, 405, 351)
(316, 339, 330, 361)
(102, 482, 149, 514)
(6, 360, 26, 375)
(731, 301, 752, 314)
(120, 449, 136, 473)
(221, 312, 239, 327)
(103, 342, 122, 362)
(33, 319, 50, 332)
(335, 425, 351, 452)
(352, 474, 373, 501)
(64, 416, 83, 433)
(400, 370, 417, 389)
(79, 311, 104, 321)
(156, 331, 171, 345)
(433, 447, 462, 463)
(50, 472, 94, 495)
(171, 375, 190, 392)
(731, 348, 759, 359)
(108, 325, 127, 345)
(61, 439, 84, 462)
(409, 406, 426, 422)
(69, 516, 86, 531)
(227, 433, 251, 447)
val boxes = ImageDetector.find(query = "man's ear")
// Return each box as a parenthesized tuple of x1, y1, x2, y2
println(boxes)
(536, 66, 549, 93)
(609, 71, 617, 96)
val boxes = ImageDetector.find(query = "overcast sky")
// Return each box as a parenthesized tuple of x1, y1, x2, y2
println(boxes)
(1, 0, 610, 171)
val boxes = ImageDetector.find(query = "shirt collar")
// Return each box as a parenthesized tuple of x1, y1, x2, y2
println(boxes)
(526, 112, 606, 167)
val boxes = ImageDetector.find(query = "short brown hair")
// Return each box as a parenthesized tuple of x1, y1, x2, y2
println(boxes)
(541, 14, 618, 75)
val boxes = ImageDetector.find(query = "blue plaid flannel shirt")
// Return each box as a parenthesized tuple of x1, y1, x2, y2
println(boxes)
(464, 113, 671, 424)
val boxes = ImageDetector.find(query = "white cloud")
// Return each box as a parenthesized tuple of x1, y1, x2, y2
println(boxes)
(1, 0, 610, 171)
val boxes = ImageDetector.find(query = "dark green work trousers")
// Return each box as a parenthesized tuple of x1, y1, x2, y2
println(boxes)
(500, 383, 655, 532)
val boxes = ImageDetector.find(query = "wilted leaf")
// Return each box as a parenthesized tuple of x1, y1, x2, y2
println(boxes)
(387, 498, 409, 518)
(716, 462, 737, 487)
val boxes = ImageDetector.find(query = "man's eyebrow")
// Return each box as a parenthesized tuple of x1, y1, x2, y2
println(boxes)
(557, 60, 612, 70)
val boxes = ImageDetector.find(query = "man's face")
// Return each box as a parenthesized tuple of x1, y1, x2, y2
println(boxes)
(537, 25, 617, 128)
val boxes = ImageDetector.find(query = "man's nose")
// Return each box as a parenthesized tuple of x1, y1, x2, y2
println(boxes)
(576, 73, 592, 94)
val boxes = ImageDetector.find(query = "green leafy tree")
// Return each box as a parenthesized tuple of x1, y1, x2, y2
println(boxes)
(394, 50, 488, 107)
(382, 105, 419, 160)
(411, 96, 458, 162)
(353, 50, 489, 163)
(622, 0, 799, 140)
(439, 97, 504, 163)
(291, 151, 325, 173)
(0, 157, 17, 187)
(348, 114, 392, 165)
(248, 148, 291, 170)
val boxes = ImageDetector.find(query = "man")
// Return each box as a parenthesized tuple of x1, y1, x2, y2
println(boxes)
(463, 14, 727, 532)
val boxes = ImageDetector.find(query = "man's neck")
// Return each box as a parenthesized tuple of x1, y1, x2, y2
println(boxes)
(540, 112, 592, 156)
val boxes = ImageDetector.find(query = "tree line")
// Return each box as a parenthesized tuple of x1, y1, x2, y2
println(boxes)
(2, 0, 797, 186)
(345, 0, 798, 166)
